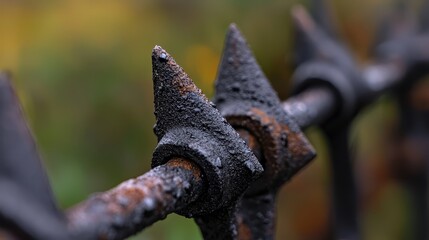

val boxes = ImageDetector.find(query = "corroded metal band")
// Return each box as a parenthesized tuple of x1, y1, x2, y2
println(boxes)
(221, 104, 315, 195)
(153, 128, 225, 216)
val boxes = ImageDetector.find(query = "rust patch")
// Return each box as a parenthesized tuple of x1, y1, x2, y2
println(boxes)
(152, 45, 209, 102)
(248, 108, 283, 147)
(67, 160, 204, 240)
(409, 80, 429, 110)
(236, 129, 260, 154)
(166, 158, 202, 181)
(249, 108, 281, 134)
(172, 70, 204, 98)
(282, 123, 315, 163)
(250, 107, 314, 164)
(237, 216, 253, 240)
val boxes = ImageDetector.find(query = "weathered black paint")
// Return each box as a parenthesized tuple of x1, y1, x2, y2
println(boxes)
(288, 2, 429, 240)
(214, 24, 316, 240)
(2, 2, 429, 239)
(151, 46, 263, 239)
(214, 24, 316, 195)
(0, 73, 70, 240)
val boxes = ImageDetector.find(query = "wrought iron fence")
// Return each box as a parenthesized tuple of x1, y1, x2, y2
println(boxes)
(0, 1, 428, 239)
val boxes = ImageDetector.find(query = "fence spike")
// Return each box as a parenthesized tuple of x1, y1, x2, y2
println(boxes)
(372, 0, 416, 49)
(0, 72, 69, 239)
(214, 24, 316, 240)
(152, 45, 263, 240)
(215, 23, 315, 194)
(309, 0, 337, 38)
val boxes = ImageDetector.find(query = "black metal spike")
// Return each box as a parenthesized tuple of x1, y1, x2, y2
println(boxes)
(0, 73, 57, 212)
(152, 44, 263, 200)
(309, 0, 337, 38)
(151, 46, 263, 239)
(373, 0, 416, 48)
(0, 72, 69, 239)
(214, 23, 316, 240)
(291, 5, 356, 71)
(292, 0, 338, 67)
(215, 24, 315, 194)
(215, 23, 284, 116)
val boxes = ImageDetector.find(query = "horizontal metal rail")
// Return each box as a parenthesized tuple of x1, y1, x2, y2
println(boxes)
(67, 158, 203, 240)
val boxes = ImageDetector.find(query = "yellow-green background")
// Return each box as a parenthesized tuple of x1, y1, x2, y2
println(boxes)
(0, 0, 422, 239)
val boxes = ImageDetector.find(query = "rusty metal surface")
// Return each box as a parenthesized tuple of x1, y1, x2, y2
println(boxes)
(214, 24, 316, 240)
(214, 24, 315, 195)
(237, 193, 276, 240)
(151, 46, 263, 239)
(234, 129, 276, 240)
(67, 158, 203, 240)
(3, 1, 429, 239)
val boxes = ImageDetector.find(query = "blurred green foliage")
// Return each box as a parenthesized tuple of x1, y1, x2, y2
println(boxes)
(0, 0, 422, 239)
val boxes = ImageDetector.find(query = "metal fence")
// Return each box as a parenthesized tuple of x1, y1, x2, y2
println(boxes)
(0, 1, 428, 239)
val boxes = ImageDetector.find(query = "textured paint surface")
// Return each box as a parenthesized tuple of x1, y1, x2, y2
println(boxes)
(151, 46, 263, 239)
(214, 25, 316, 195)
(214, 25, 316, 240)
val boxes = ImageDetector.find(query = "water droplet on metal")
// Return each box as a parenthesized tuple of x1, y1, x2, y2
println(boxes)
(143, 197, 156, 211)
(231, 83, 241, 92)
(159, 52, 168, 62)
(175, 188, 184, 198)
(214, 157, 222, 168)
(216, 97, 225, 104)
(183, 181, 190, 190)
(228, 149, 236, 154)
(244, 160, 256, 174)
(118, 196, 130, 208)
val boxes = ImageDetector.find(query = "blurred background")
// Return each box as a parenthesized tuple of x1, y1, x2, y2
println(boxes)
(0, 0, 427, 239)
